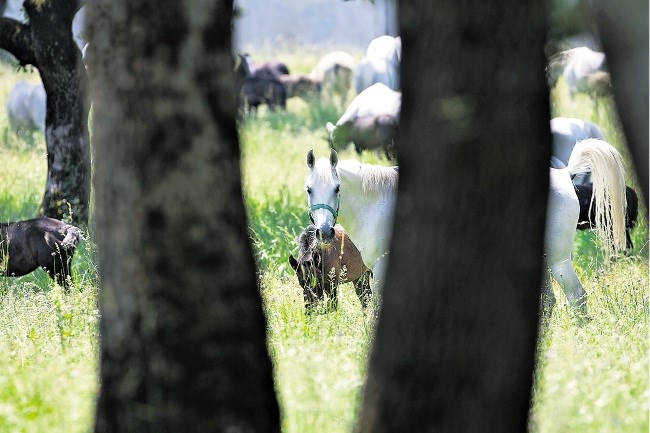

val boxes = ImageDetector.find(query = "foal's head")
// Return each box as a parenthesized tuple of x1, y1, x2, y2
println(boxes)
(289, 224, 325, 309)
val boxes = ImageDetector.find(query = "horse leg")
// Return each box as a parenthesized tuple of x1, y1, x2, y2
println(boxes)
(549, 258, 587, 315)
(354, 270, 373, 309)
(539, 259, 556, 316)
(371, 256, 389, 297)
(56, 253, 73, 292)
(326, 280, 339, 311)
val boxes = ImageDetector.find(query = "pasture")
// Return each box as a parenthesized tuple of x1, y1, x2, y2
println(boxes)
(0, 47, 648, 433)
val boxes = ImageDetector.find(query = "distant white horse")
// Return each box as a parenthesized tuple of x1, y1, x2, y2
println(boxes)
(355, 35, 401, 93)
(7, 81, 46, 136)
(366, 35, 401, 65)
(547, 46, 609, 98)
(550, 116, 605, 171)
(305, 149, 398, 293)
(545, 139, 626, 313)
(310, 51, 354, 106)
(326, 83, 401, 157)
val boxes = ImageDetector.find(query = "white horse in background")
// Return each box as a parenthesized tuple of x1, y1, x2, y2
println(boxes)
(310, 51, 354, 106)
(547, 46, 609, 98)
(7, 81, 46, 136)
(366, 35, 401, 65)
(354, 35, 401, 93)
(550, 116, 605, 170)
(326, 83, 401, 154)
(305, 149, 398, 294)
(545, 139, 626, 313)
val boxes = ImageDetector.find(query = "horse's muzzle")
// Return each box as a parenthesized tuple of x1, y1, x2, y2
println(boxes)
(316, 224, 335, 244)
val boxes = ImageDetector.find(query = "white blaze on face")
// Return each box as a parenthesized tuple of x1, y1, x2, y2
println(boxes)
(306, 154, 340, 242)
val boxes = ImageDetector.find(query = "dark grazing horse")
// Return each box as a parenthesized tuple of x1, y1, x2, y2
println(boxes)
(575, 183, 639, 251)
(289, 224, 371, 311)
(0, 217, 81, 289)
(234, 53, 287, 113)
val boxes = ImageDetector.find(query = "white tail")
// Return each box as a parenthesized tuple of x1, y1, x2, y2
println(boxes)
(567, 139, 627, 256)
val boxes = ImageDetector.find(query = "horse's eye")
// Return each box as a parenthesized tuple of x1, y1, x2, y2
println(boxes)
(334, 185, 340, 194)
(306, 187, 313, 195)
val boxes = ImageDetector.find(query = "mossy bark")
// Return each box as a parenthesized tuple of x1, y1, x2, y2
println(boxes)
(0, 0, 90, 225)
(358, 1, 551, 432)
(88, 1, 280, 432)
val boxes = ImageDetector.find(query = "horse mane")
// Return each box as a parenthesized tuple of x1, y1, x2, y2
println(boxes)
(338, 159, 398, 197)
(298, 225, 318, 261)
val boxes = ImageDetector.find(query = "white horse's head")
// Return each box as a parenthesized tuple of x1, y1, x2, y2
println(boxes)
(305, 149, 339, 243)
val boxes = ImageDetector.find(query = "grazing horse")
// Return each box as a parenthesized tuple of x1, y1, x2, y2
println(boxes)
(546, 46, 608, 98)
(326, 83, 401, 158)
(0, 217, 81, 289)
(234, 53, 287, 113)
(289, 224, 372, 311)
(545, 139, 627, 313)
(304, 149, 397, 293)
(310, 51, 354, 106)
(575, 182, 639, 252)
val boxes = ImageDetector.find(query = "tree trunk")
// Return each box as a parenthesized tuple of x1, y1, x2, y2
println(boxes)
(593, 0, 649, 209)
(88, 1, 280, 432)
(0, 0, 91, 225)
(358, 2, 550, 432)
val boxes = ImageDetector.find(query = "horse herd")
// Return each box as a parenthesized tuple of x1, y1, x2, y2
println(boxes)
(235, 35, 402, 160)
(0, 37, 640, 316)
(282, 43, 638, 316)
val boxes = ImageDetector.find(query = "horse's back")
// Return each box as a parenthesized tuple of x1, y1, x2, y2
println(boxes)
(339, 83, 400, 125)
(551, 117, 605, 167)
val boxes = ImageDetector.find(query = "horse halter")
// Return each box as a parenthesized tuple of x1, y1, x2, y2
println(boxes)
(308, 194, 340, 225)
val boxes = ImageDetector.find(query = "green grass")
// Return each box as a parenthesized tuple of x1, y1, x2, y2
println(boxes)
(0, 52, 648, 433)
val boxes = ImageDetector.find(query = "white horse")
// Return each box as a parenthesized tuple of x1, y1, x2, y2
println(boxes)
(310, 51, 354, 106)
(354, 35, 401, 93)
(326, 83, 401, 153)
(550, 117, 605, 174)
(7, 81, 46, 136)
(547, 46, 608, 98)
(305, 149, 398, 294)
(545, 139, 626, 313)
(366, 35, 401, 64)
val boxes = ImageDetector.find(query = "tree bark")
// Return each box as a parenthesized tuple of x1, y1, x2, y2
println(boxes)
(593, 0, 649, 210)
(358, 2, 550, 432)
(0, 0, 91, 225)
(88, 1, 280, 432)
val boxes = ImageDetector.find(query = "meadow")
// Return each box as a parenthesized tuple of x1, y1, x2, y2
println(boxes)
(0, 49, 647, 432)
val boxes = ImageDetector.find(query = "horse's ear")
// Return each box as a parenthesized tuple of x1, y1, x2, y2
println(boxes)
(307, 149, 315, 169)
(289, 254, 299, 270)
(330, 148, 338, 167)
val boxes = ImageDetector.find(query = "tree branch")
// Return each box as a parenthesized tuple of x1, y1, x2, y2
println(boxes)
(0, 17, 36, 66)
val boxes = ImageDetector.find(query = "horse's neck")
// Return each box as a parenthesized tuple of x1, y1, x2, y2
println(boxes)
(337, 165, 394, 229)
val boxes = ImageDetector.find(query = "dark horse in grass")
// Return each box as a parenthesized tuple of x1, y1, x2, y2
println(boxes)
(0, 217, 81, 289)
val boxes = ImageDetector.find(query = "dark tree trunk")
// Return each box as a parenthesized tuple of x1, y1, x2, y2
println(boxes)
(0, 0, 90, 225)
(88, 1, 280, 432)
(593, 0, 649, 210)
(358, 1, 550, 432)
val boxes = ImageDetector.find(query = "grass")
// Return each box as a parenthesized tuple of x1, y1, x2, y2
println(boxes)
(0, 50, 648, 433)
